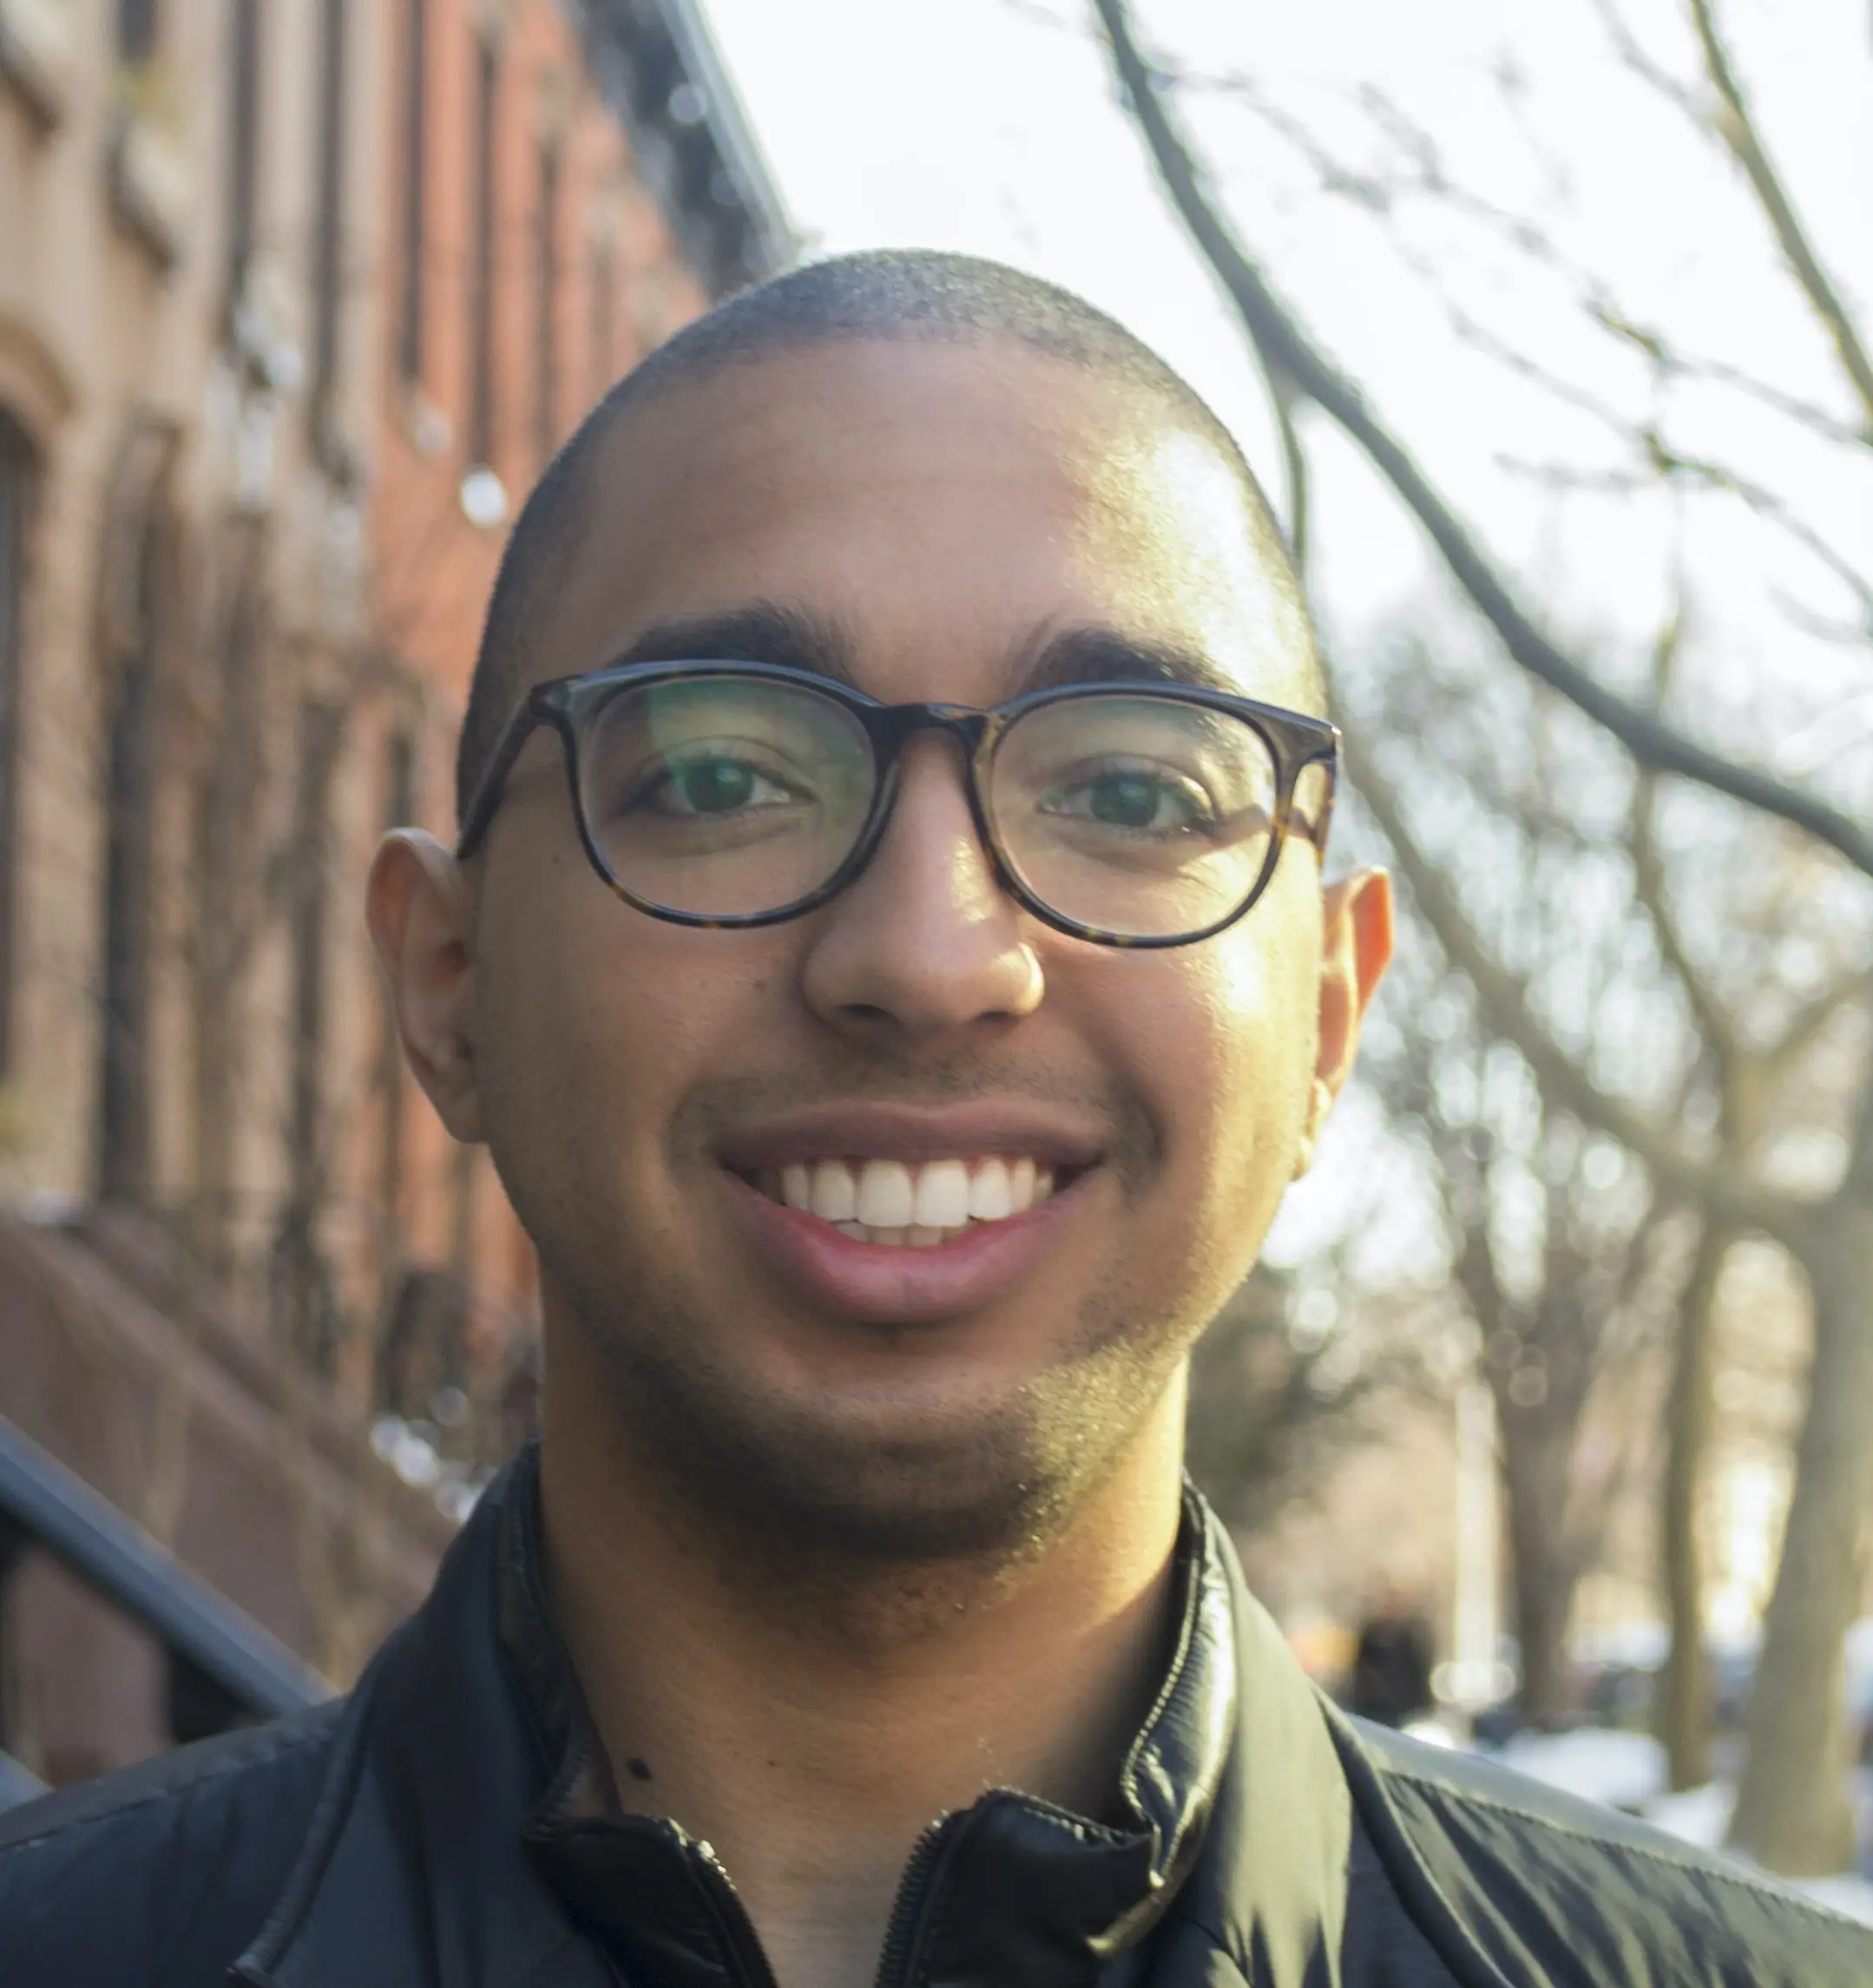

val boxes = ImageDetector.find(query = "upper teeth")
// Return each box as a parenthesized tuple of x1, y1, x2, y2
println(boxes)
(770, 1156, 1052, 1241)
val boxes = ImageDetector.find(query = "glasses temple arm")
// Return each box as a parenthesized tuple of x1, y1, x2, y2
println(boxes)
(1286, 749, 1339, 854)
(456, 702, 546, 857)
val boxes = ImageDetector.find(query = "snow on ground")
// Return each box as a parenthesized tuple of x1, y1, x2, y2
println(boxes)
(1484, 1726, 1873, 1926)
(1795, 1876, 1873, 1926)
(1498, 1727, 1666, 1811)
(1645, 1780, 1733, 1847)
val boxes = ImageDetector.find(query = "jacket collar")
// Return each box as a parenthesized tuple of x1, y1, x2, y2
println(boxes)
(234, 1451, 612, 1988)
(236, 1445, 1356, 1988)
(503, 1444, 1237, 1988)
(1152, 1519, 1357, 1985)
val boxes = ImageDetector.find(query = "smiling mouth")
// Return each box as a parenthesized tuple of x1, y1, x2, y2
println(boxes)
(740, 1155, 1065, 1248)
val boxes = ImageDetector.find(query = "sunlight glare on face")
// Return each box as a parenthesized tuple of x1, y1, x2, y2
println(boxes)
(1072, 423, 1318, 719)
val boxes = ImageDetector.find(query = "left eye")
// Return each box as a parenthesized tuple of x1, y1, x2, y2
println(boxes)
(1040, 767, 1213, 834)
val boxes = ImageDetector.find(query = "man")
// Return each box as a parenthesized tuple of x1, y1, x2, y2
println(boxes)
(1348, 1585, 1436, 1731)
(2, 252, 1864, 1986)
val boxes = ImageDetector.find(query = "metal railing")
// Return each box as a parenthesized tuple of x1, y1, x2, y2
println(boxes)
(0, 1414, 331, 1811)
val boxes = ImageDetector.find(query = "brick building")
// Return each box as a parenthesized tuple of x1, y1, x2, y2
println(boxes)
(360, 0, 786, 1401)
(0, 0, 785, 1786)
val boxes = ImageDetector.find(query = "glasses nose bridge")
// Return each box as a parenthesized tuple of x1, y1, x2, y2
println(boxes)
(862, 700, 1002, 873)
(874, 700, 994, 796)
(885, 700, 988, 746)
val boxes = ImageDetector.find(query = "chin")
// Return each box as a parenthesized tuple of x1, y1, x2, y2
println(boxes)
(676, 1373, 1066, 1562)
(581, 1290, 1162, 1567)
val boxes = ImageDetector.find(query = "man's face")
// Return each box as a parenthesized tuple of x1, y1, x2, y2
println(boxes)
(384, 340, 1388, 1558)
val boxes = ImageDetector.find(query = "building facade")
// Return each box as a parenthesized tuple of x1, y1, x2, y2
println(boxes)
(0, 0, 785, 1786)
(359, 0, 785, 1418)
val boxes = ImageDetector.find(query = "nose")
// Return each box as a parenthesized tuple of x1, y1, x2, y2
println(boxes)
(799, 733, 1044, 1043)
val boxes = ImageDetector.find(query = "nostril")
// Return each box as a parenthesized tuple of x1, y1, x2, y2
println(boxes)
(838, 1001, 896, 1026)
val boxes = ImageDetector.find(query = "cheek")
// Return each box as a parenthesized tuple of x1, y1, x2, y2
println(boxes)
(1081, 882, 1320, 1265)
(471, 849, 783, 1187)
(1205, 882, 1323, 1128)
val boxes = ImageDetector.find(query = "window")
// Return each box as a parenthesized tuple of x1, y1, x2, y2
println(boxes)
(465, 36, 498, 468)
(397, 0, 428, 384)
(310, 0, 349, 440)
(98, 537, 161, 1203)
(0, 416, 32, 1074)
(375, 728, 415, 1298)
(117, 0, 158, 64)
(275, 699, 344, 1367)
(226, 0, 260, 312)
(96, 427, 175, 1206)
(192, 526, 266, 1271)
(534, 136, 561, 463)
(589, 234, 615, 407)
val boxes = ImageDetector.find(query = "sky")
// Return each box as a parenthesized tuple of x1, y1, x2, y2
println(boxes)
(691, 0, 1873, 1266)
(694, 0, 1294, 512)
(695, 0, 1870, 672)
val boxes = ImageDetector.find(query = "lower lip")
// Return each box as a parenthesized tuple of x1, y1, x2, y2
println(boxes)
(720, 1169, 1093, 1326)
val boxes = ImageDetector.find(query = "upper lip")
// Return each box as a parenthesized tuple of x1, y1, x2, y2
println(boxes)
(716, 1100, 1109, 1172)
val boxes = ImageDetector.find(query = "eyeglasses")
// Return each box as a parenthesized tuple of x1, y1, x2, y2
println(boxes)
(457, 659, 1338, 949)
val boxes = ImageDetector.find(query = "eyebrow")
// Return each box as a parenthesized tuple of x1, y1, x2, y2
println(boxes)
(607, 602, 861, 686)
(598, 604, 1239, 703)
(1009, 625, 1245, 699)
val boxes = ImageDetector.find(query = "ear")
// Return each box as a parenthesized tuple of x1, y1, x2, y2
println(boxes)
(366, 830, 486, 1144)
(1293, 867, 1393, 1179)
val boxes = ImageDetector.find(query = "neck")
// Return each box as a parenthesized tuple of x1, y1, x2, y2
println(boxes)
(538, 1334, 1187, 1988)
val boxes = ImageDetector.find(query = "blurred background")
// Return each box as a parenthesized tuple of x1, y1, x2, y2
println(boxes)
(0, 0, 1868, 1903)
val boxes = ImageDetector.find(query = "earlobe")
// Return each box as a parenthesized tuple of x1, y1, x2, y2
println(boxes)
(1290, 1075, 1334, 1182)
(1299, 868, 1394, 1175)
(366, 830, 487, 1144)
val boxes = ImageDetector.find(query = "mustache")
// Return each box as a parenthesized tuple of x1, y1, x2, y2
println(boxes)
(674, 1052, 1160, 1184)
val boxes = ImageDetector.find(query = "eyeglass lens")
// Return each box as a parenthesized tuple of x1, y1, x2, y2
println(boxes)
(581, 675, 877, 919)
(575, 674, 1282, 939)
(989, 694, 1278, 938)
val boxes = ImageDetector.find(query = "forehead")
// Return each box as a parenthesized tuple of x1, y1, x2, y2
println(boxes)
(536, 340, 1310, 706)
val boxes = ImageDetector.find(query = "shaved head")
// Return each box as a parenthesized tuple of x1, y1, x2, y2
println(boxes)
(371, 243, 1392, 1597)
(454, 249, 1320, 824)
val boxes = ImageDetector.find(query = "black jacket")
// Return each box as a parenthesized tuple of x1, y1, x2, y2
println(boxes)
(2, 1449, 1867, 1986)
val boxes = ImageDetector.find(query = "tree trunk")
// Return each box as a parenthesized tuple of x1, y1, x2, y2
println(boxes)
(1498, 1394, 1579, 1723)
(1659, 1223, 1727, 1790)
(1728, 1196, 1873, 1872)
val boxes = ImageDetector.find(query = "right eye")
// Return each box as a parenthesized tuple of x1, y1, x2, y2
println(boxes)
(632, 754, 802, 818)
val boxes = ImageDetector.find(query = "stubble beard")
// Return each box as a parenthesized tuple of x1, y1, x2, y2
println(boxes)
(558, 1255, 1193, 1624)
(521, 1057, 1206, 1624)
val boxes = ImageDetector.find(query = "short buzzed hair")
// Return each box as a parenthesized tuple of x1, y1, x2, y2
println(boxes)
(455, 249, 1318, 827)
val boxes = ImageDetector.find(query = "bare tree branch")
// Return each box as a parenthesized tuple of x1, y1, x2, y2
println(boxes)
(1758, 973, 1869, 1086)
(1587, 0, 1703, 116)
(1686, 0, 1873, 437)
(1426, 286, 1636, 443)
(1640, 431, 1873, 623)
(1092, 0, 1873, 879)
(1346, 732, 1814, 1251)
(1271, 370, 1311, 578)
(1770, 592, 1873, 653)
(1632, 611, 1744, 1066)
(1591, 0, 1873, 449)
(1482, 440, 1870, 628)
(1633, 775, 1738, 1065)
(1593, 305, 1869, 451)
(1186, 38, 1868, 455)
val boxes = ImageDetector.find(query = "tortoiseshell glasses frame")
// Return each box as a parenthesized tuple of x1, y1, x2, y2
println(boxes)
(456, 659, 1339, 950)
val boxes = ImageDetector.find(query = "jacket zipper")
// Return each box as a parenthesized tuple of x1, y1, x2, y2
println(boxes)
(692, 1842, 785, 1988)
(871, 1811, 967, 1988)
(685, 1810, 966, 1988)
